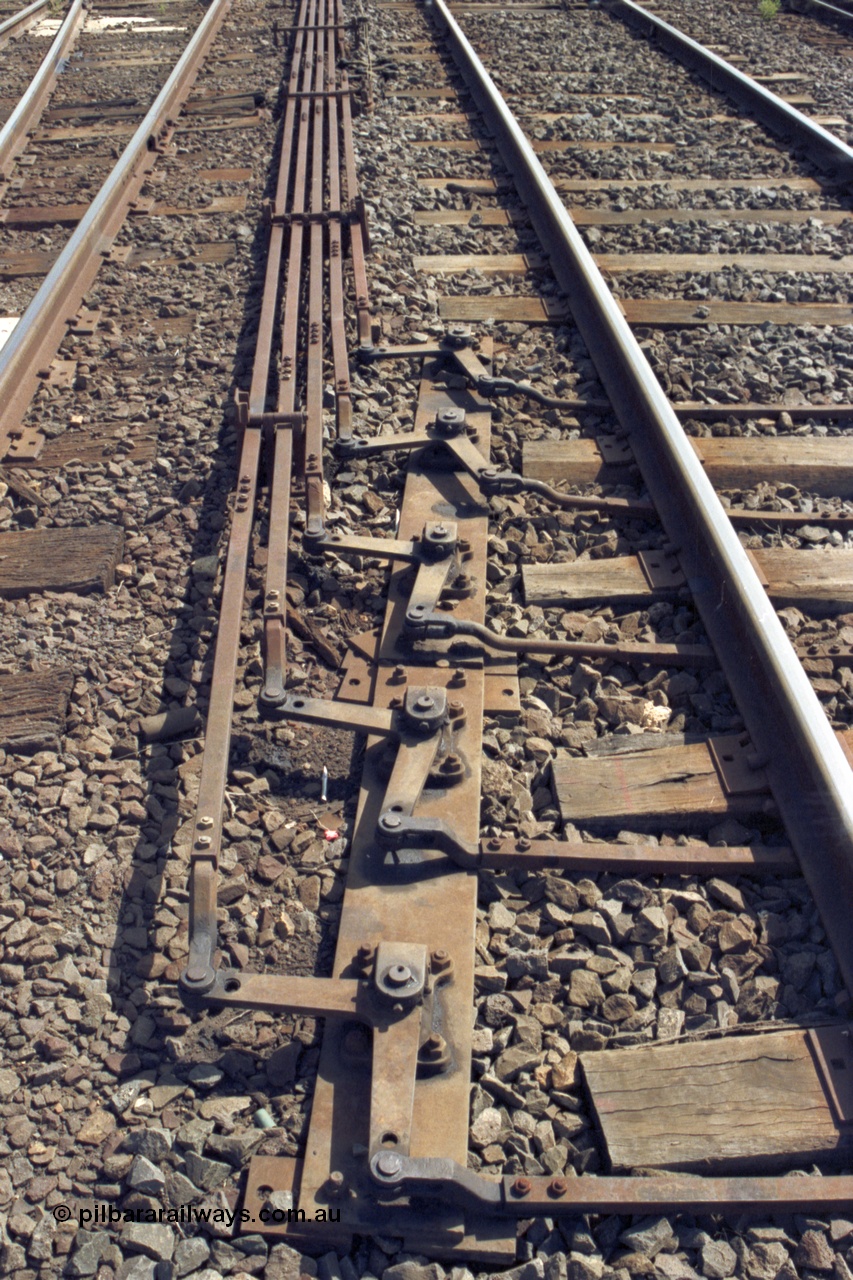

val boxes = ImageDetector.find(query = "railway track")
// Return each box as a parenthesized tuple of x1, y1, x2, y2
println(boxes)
(3, 0, 853, 1274)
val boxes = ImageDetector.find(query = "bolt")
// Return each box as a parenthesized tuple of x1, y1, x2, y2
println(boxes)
(512, 1178, 532, 1197)
(391, 664, 407, 683)
(456, 573, 471, 588)
(449, 700, 464, 714)
(450, 668, 466, 686)
(325, 1171, 345, 1197)
(432, 949, 448, 964)
(488, 837, 501, 851)
(357, 944, 374, 960)
(548, 1177, 568, 1197)
(385, 964, 412, 988)
(267, 589, 280, 600)
(517, 837, 531, 852)
(433, 523, 447, 537)
(415, 694, 435, 711)
(383, 814, 402, 830)
(442, 754, 461, 772)
(376, 1151, 403, 1177)
(197, 816, 213, 829)
(421, 1033, 446, 1058)
(196, 835, 212, 849)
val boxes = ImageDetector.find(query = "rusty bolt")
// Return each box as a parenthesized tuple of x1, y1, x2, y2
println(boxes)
(391, 665, 407, 684)
(517, 837, 531, 852)
(415, 694, 435, 711)
(448, 700, 464, 714)
(547, 1177, 568, 1197)
(325, 1170, 345, 1198)
(432, 949, 448, 964)
(195, 835, 212, 849)
(389, 696, 403, 709)
(357, 944, 374, 960)
(511, 1178, 532, 1197)
(197, 816, 213, 830)
(450, 668, 466, 686)
(421, 1033, 446, 1059)
(488, 837, 501, 851)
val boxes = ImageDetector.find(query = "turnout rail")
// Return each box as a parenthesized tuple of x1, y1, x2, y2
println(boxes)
(166, 0, 853, 1256)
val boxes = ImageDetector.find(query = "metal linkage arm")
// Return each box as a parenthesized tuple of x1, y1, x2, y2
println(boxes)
(407, 611, 715, 668)
(308, 520, 469, 636)
(358, 325, 582, 412)
(369, 1154, 853, 1216)
(339, 408, 655, 518)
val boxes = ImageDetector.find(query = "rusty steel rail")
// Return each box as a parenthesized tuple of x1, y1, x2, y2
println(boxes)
(0, 0, 233, 455)
(427, 0, 853, 1006)
(0, 0, 48, 49)
(0, 0, 85, 185)
(604, 0, 853, 183)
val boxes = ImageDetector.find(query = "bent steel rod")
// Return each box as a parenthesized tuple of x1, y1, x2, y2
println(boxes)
(427, 0, 853, 997)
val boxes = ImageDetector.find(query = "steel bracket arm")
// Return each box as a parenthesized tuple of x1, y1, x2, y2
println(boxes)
(368, 1153, 853, 1217)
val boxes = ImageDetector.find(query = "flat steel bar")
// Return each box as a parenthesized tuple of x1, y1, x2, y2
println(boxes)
(0, 0, 48, 49)
(429, 0, 853, 1000)
(603, 0, 853, 184)
(480, 839, 798, 875)
(0, 0, 233, 449)
(185, 426, 263, 982)
(292, 366, 507, 1254)
(338, 0, 372, 344)
(304, 0, 328, 539)
(326, 18, 352, 438)
(259, 0, 313, 699)
(384, 1157, 853, 1215)
(248, 0, 311, 417)
(0, 0, 86, 184)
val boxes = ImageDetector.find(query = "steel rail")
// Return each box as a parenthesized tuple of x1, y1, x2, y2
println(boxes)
(0, 0, 48, 49)
(603, 0, 853, 184)
(0, 0, 85, 183)
(787, 0, 853, 27)
(427, 0, 853, 998)
(0, 0, 233, 452)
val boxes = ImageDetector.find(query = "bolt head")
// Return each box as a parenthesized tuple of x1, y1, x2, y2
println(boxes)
(385, 963, 413, 988)
(197, 816, 213, 829)
(415, 695, 435, 710)
(376, 1151, 403, 1177)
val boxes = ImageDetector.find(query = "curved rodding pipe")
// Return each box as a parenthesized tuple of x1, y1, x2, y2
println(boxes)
(427, 0, 853, 997)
